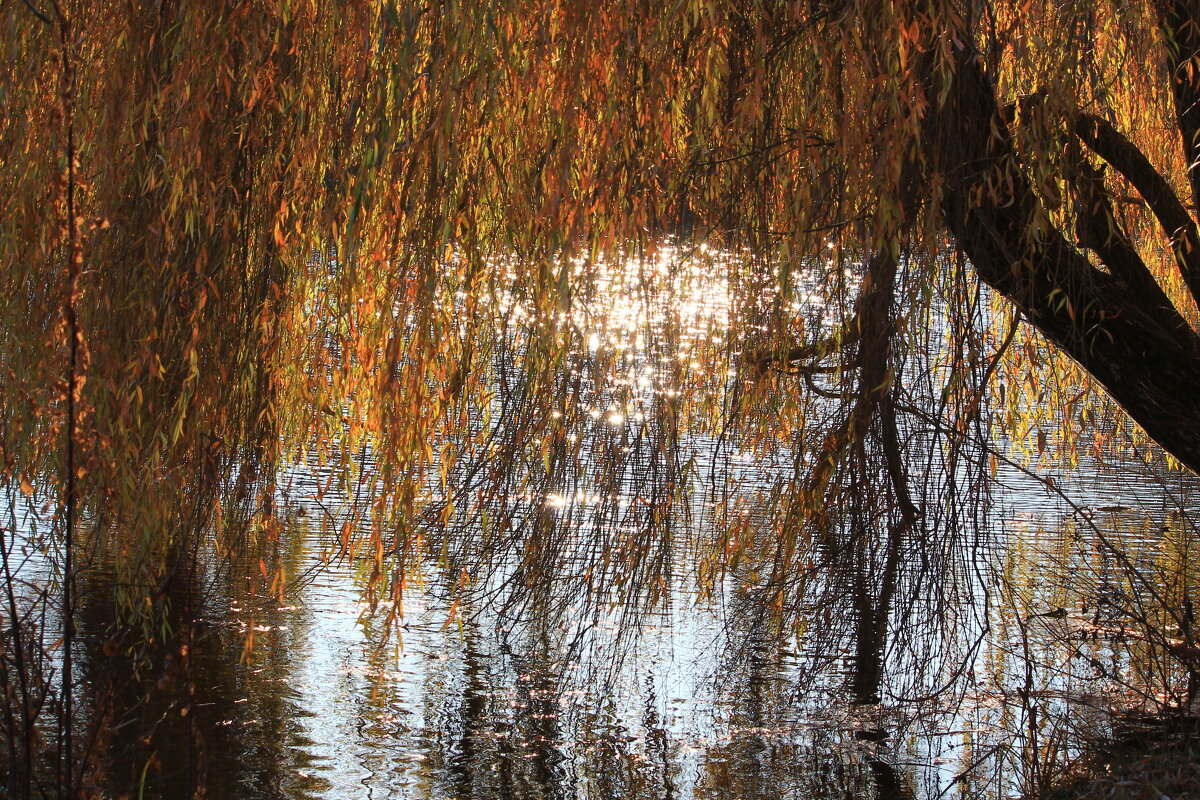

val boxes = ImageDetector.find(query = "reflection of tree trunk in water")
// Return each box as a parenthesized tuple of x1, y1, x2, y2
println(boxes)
(868, 756, 912, 800)
(846, 242, 920, 709)
(75, 561, 206, 799)
(850, 394, 917, 706)
(527, 641, 569, 800)
(843, 217, 919, 800)
(495, 622, 570, 800)
(641, 673, 677, 800)
(450, 636, 489, 800)
(847, 324, 917, 800)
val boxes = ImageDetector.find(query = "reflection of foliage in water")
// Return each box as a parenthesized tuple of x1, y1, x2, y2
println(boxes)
(5, 1, 1200, 797)
(1, 240, 1195, 799)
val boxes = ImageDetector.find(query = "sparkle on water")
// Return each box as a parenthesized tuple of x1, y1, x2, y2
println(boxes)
(6, 243, 1200, 799)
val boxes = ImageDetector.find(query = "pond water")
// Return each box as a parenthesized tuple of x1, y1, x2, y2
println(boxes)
(6, 246, 1200, 799)
(75, 455, 1197, 800)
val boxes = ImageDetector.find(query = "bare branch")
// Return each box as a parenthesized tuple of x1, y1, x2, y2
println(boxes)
(19, 0, 52, 26)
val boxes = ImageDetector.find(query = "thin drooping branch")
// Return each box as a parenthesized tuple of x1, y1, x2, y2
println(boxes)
(1074, 113, 1200, 307)
(50, 0, 81, 794)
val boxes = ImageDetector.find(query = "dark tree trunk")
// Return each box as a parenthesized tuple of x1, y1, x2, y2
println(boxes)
(927, 31, 1200, 474)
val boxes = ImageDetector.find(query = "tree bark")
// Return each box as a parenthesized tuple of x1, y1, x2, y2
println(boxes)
(928, 44, 1200, 474)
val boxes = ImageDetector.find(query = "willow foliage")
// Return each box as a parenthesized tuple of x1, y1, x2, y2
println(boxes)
(2, 0, 1199, 635)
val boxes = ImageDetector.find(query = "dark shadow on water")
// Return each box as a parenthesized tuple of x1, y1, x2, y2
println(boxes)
(869, 755, 913, 800)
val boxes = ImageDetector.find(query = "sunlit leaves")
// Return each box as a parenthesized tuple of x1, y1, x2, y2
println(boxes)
(1, 0, 1197, 637)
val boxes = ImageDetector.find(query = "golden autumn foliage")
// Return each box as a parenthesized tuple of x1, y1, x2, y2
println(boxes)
(2, 0, 1200, 629)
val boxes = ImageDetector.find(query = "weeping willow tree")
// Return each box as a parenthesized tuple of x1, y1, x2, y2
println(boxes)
(3, 0, 1200, 790)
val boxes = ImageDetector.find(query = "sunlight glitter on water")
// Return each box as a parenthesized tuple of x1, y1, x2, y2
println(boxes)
(11, 241, 1200, 799)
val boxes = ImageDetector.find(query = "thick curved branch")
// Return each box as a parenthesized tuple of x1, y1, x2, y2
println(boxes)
(1069, 156, 1184, 321)
(1157, 0, 1200, 213)
(1074, 113, 1200, 307)
(932, 48, 1200, 474)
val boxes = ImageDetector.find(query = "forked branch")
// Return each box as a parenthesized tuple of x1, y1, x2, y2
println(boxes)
(1074, 113, 1200, 308)
(1068, 155, 1183, 321)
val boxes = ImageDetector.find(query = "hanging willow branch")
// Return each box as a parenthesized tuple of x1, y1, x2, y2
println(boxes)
(0, 0, 1199, 713)
(49, 0, 80, 794)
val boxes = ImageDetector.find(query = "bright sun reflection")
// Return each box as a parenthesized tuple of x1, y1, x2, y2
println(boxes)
(485, 240, 847, 513)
